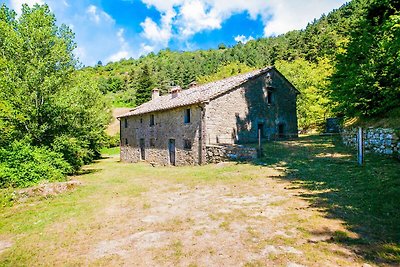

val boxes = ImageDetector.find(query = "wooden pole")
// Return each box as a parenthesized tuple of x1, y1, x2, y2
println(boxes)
(357, 127, 364, 166)
(258, 129, 262, 157)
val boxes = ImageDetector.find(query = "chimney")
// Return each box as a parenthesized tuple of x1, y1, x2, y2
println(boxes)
(152, 88, 160, 100)
(189, 81, 197, 88)
(170, 86, 182, 98)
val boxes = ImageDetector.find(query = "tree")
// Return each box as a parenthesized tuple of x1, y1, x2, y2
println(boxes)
(218, 43, 227, 50)
(197, 62, 255, 84)
(135, 64, 153, 105)
(329, 0, 400, 117)
(0, 4, 111, 187)
(276, 58, 334, 130)
(0, 4, 77, 146)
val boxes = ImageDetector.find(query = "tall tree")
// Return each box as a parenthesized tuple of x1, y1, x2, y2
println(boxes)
(0, 3, 111, 187)
(276, 58, 334, 130)
(135, 64, 154, 105)
(329, 0, 400, 117)
(0, 4, 77, 145)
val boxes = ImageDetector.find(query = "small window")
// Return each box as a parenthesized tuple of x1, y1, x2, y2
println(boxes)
(267, 91, 273, 104)
(125, 138, 128, 145)
(150, 138, 155, 147)
(183, 139, 192, 150)
(150, 114, 155, 126)
(124, 118, 128, 128)
(140, 118, 143, 124)
(184, 109, 191, 124)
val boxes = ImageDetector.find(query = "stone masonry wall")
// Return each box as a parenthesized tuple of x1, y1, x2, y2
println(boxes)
(205, 70, 298, 145)
(206, 145, 257, 163)
(342, 127, 400, 159)
(120, 105, 202, 166)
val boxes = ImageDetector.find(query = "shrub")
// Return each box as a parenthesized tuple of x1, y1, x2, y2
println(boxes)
(52, 136, 93, 172)
(0, 140, 72, 188)
(105, 134, 120, 148)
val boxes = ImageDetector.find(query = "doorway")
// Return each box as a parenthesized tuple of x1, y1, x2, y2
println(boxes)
(278, 123, 285, 138)
(168, 139, 176, 166)
(140, 139, 145, 160)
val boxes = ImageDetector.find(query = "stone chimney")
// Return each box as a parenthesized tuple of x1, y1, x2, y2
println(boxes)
(170, 86, 182, 98)
(152, 88, 160, 100)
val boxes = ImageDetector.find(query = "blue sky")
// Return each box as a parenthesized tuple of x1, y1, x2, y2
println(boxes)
(2, 0, 348, 66)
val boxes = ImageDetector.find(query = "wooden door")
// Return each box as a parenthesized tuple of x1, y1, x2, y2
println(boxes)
(140, 138, 145, 160)
(168, 139, 176, 166)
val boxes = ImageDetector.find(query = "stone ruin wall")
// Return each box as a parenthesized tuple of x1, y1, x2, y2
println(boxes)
(341, 127, 400, 159)
(206, 145, 257, 164)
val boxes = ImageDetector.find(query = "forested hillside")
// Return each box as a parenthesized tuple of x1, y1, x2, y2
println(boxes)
(84, 0, 399, 130)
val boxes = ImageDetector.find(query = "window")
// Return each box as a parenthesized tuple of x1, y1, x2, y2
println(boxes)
(140, 118, 143, 124)
(150, 138, 155, 147)
(150, 114, 155, 126)
(184, 109, 191, 124)
(267, 91, 273, 104)
(183, 139, 192, 150)
(125, 138, 128, 145)
(124, 118, 128, 128)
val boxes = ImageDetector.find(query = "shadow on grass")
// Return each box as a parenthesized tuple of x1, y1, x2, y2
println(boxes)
(74, 168, 101, 176)
(258, 135, 400, 264)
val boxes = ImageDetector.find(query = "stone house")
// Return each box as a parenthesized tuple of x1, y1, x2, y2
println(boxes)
(118, 66, 299, 166)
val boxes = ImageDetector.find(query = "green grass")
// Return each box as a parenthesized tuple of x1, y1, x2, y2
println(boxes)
(0, 136, 398, 265)
(100, 146, 120, 156)
(261, 135, 400, 263)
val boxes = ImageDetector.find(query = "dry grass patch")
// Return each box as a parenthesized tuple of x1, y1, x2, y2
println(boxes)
(1, 136, 395, 266)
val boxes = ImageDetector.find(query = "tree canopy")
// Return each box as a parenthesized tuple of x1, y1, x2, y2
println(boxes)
(0, 4, 110, 188)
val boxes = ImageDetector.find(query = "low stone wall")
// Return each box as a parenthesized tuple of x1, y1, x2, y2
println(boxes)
(341, 127, 400, 158)
(206, 144, 257, 163)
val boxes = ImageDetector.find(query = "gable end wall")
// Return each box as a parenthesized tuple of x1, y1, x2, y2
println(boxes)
(205, 71, 298, 145)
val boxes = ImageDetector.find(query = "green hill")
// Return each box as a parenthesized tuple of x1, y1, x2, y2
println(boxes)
(82, 0, 399, 131)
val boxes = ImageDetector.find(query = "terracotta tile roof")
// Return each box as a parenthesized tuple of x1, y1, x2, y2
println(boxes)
(118, 66, 273, 118)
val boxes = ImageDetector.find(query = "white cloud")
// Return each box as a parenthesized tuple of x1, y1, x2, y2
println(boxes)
(141, 0, 183, 12)
(107, 50, 129, 62)
(107, 28, 134, 62)
(178, 0, 221, 37)
(86, 5, 113, 25)
(10, 0, 44, 14)
(139, 8, 176, 52)
(140, 43, 155, 54)
(263, 0, 348, 36)
(139, 0, 348, 50)
(234, 34, 254, 44)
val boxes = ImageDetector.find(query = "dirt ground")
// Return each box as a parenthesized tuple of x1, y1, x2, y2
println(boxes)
(84, 163, 368, 266)
(0, 151, 381, 266)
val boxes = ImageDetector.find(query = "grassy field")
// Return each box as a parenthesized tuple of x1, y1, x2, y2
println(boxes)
(0, 136, 398, 266)
(261, 135, 400, 264)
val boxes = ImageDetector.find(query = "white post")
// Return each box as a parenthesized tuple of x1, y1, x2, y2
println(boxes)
(357, 127, 364, 166)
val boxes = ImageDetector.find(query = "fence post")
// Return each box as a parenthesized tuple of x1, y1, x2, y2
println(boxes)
(357, 127, 364, 166)
(258, 129, 263, 157)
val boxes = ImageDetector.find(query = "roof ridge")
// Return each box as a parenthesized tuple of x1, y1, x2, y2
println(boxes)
(118, 66, 273, 118)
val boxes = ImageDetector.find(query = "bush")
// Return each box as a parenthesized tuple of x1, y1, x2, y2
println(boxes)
(0, 140, 72, 188)
(52, 136, 93, 172)
(105, 134, 120, 148)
